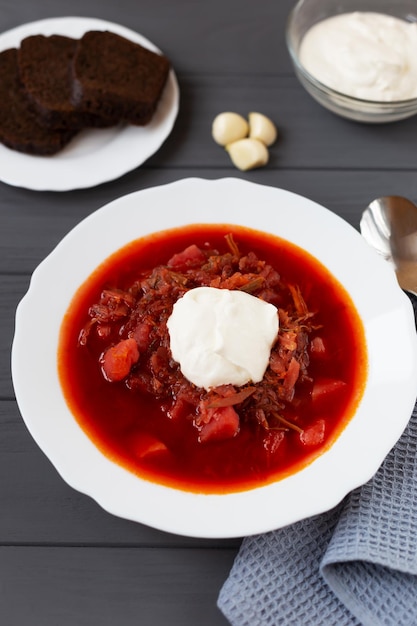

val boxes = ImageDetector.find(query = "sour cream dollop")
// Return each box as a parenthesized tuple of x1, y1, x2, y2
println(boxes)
(299, 12, 417, 102)
(167, 286, 279, 390)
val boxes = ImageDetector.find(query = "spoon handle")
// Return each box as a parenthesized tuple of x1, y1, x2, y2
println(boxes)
(404, 291, 417, 329)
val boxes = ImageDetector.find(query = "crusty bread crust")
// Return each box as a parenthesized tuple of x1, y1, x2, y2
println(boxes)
(72, 31, 170, 125)
(18, 35, 116, 130)
(0, 48, 76, 155)
(0, 30, 172, 155)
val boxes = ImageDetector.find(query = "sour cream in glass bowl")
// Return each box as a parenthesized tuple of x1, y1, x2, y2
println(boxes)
(286, 0, 417, 123)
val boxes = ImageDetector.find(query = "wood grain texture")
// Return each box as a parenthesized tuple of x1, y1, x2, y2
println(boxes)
(1, 0, 416, 623)
(1, 546, 235, 626)
(2, 169, 417, 276)
(0, 0, 290, 74)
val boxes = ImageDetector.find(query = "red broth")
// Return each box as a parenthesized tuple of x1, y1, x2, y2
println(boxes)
(58, 224, 367, 493)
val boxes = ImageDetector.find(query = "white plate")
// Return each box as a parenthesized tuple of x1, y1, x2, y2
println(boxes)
(11, 179, 417, 538)
(0, 17, 179, 191)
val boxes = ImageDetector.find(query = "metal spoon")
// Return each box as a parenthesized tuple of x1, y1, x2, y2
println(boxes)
(360, 195, 417, 324)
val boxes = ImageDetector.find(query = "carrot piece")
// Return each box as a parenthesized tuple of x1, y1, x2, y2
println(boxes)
(198, 406, 240, 443)
(310, 336, 326, 356)
(133, 433, 169, 459)
(167, 244, 206, 269)
(101, 338, 139, 382)
(312, 378, 346, 403)
(207, 386, 256, 408)
(299, 419, 325, 446)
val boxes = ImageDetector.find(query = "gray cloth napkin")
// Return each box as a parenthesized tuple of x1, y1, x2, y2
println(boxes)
(218, 397, 417, 626)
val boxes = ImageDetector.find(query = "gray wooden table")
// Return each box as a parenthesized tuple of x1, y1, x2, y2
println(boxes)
(2, 0, 417, 624)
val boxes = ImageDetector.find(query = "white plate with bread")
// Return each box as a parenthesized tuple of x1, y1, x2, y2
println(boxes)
(0, 17, 179, 191)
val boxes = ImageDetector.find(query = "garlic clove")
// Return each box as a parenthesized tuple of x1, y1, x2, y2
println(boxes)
(248, 112, 277, 146)
(226, 138, 269, 171)
(212, 112, 249, 146)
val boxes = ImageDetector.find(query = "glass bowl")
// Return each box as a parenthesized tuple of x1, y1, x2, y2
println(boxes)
(286, 0, 417, 123)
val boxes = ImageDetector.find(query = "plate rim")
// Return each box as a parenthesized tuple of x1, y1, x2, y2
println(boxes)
(11, 178, 417, 537)
(0, 16, 179, 191)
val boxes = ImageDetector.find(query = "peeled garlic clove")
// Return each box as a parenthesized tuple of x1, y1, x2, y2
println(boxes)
(226, 138, 269, 171)
(248, 112, 277, 146)
(212, 112, 249, 146)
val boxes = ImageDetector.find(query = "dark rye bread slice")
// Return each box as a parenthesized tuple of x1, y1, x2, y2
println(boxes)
(71, 30, 170, 125)
(0, 48, 76, 155)
(17, 34, 115, 130)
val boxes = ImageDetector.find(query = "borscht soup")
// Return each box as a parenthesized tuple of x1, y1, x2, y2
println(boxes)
(58, 224, 367, 494)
